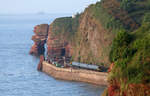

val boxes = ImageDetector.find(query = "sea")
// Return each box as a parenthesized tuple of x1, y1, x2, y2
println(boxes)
(0, 14, 105, 96)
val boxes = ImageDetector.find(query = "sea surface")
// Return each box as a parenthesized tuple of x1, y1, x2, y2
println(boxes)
(0, 14, 105, 96)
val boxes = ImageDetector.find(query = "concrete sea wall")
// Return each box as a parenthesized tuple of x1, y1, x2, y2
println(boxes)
(42, 61, 108, 85)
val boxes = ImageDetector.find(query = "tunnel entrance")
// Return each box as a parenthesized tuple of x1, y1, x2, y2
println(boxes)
(61, 48, 66, 56)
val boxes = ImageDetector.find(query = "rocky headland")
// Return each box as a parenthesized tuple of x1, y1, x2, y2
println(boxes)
(30, 0, 150, 95)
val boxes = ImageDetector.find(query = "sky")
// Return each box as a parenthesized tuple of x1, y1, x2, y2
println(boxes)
(0, 0, 98, 14)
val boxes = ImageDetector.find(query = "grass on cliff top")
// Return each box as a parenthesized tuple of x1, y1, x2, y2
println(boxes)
(52, 13, 80, 41)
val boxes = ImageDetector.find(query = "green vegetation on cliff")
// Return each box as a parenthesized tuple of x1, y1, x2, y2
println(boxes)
(108, 13, 150, 95)
(51, 14, 80, 41)
(88, 0, 150, 31)
(88, 1, 124, 32)
(72, 0, 150, 66)
(110, 25, 150, 84)
(83, 0, 150, 95)
(49, 0, 150, 67)
(47, 0, 150, 95)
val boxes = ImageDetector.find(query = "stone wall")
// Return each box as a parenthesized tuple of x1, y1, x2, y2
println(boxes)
(42, 61, 108, 85)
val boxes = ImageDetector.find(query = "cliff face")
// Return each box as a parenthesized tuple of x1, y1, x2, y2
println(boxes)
(46, 17, 77, 63)
(46, 5, 116, 67)
(45, 0, 150, 95)
(30, 0, 150, 95)
(30, 24, 49, 56)
(100, 0, 150, 95)
(44, 0, 149, 66)
(47, 25, 71, 61)
(72, 10, 114, 66)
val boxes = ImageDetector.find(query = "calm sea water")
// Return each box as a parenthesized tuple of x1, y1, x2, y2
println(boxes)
(0, 14, 105, 96)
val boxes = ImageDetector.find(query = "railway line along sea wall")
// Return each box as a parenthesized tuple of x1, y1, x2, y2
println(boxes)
(42, 61, 108, 85)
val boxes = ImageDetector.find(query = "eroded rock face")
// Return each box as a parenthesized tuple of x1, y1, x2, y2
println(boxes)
(46, 24, 71, 63)
(30, 24, 49, 56)
(45, 10, 114, 66)
(72, 11, 114, 66)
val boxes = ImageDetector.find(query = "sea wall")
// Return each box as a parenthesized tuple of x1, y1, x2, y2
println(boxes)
(42, 61, 108, 85)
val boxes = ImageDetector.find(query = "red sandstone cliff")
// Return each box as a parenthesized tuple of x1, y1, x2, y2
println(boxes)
(45, 11, 114, 67)
(46, 22, 72, 64)
(72, 10, 114, 66)
(30, 24, 49, 56)
(29, 0, 150, 95)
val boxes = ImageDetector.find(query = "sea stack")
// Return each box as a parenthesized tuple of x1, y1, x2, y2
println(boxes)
(30, 24, 49, 56)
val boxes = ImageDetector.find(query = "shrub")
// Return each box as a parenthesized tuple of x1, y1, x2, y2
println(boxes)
(109, 30, 132, 62)
(143, 12, 150, 23)
(120, 0, 136, 11)
(109, 23, 150, 86)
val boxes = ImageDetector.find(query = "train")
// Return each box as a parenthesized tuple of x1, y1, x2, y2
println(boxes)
(46, 56, 107, 72)
(71, 62, 107, 72)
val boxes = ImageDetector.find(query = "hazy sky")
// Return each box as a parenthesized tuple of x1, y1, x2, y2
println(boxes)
(0, 0, 98, 14)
